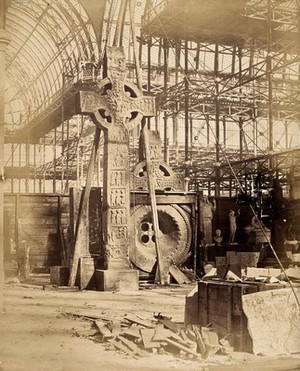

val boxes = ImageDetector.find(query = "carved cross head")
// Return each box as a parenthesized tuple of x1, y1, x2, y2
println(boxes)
(78, 47, 155, 132)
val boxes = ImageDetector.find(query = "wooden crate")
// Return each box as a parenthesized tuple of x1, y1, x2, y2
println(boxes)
(198, 280, 258, 352)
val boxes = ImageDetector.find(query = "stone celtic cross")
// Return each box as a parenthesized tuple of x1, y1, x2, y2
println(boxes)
(77, 47, 155, 272)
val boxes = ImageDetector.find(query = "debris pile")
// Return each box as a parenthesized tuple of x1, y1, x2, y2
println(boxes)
(70, 311, 233, 360)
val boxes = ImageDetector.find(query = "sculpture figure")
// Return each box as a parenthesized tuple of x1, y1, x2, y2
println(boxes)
(213, 229, 226, 257)
(229, 209, 240, 244)
(200, 196, 216, 245)
(213, 229, 223, 246)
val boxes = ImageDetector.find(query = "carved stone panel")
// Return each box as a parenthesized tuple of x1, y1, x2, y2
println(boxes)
(132, 130, 185, 191)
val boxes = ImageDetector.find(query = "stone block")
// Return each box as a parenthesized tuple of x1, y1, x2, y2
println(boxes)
(239, 252, 260, 267)
(227, 251, 260, 268)
(50, 266, 69, 286)
(292, 253, 300, 262)
(95, 269, 139, 291)
(226, 251, 239, 264)
(268, 268, 282, 277)
(79, 257, 95, 290)
(243, 288, 300, 355)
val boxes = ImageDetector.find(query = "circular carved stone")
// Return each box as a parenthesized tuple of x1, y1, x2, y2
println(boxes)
(92, 77, 143, 131)
(129, 204, 192, 273)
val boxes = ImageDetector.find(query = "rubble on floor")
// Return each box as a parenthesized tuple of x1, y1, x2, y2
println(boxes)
(64, 311, 233, 361)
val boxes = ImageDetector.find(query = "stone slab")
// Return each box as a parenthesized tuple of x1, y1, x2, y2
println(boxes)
(285, 266, 300, 279)
(95, 269, 139, 291)
(246, 267, 281, 278)
(242, 288, 300, 355)
(227, 251, 260, 267)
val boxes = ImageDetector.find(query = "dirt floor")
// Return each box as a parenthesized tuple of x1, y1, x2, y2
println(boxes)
(1, 275, 300, 371)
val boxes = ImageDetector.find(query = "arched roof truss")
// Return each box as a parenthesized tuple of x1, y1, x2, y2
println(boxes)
(5, 0, 100, 129)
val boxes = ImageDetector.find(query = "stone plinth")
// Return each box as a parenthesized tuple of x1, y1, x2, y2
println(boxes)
(95, 269, 139, 291)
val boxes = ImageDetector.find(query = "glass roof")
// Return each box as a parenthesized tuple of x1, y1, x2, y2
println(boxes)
(4, 0, 100, 129)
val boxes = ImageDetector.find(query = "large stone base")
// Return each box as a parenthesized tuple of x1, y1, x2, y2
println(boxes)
(95, 269, 139, 291)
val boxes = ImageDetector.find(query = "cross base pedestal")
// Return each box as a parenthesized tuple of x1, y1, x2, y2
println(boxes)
(95, 269, 139, 291)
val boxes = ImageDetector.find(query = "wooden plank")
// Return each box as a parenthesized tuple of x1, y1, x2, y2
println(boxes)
(169, 265, 191, 284)
(201, 327, 220, 356)
(108, 338, 138, 358)
(124, 313, 155, 328)
(107, 319, 122, 336)
(69, 128, 101, 286)
(152, 324, 172, 341)
(94, 320, 113, 339)
(64, 311, 113, 322)
(154, 259, 171, 284)
(165, 338, 200, 358)
(179, 329, 197, 350)
(142, 127, 165, 284)
(117, 336, 145, 356)
(193, 327, 206, 356)
(156, 317, 183, 333)
(121, 324, 142, 339)
(140, 328, 160, 349)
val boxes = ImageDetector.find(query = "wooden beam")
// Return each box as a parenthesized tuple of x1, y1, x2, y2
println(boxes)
(68, 128, 101, 286)
(142, 127, 166, 284)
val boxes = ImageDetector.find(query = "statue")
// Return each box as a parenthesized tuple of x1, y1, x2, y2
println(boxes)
(229, 209, 240, 244)
(213, 229, 225, 257)
(213, 229, 223, 246)
(200, 196, 216, 245)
